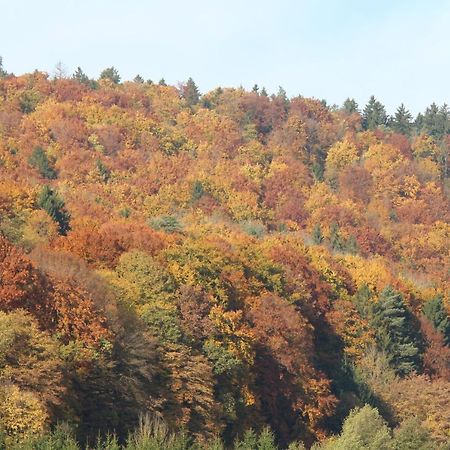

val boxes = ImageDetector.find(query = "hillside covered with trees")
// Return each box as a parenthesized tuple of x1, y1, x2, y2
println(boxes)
(0, 60, 449, 449)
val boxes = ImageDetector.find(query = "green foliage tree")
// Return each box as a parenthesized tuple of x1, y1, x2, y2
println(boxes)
(191, 180, 204, 201)
(329, 222, 344, 251)
(29, 147, 57, 179)
(133, 74, 144, 84)
(37, 185, 71, 235)
(345, 235, 359, 254)
(0, 56, 8, 78)
(100, 66, 121, 84)
(318, 405, 392, 450)
(371, 287, 421, 375)
(343, 98, 359, 114)
(182, 77, 200, 107)
(72, 66, 97, 88)
(391, 104, 413, 135)
(423, 295, 450, 345)
(96, 159, 111, 183)
(418, 103, 450, 138)
(392, 417, 435, 450)
(19, 90, 41, 113)
(149, 216, 183, 233)
(362, 96, 387, 130)
(312, 223, 324, 244)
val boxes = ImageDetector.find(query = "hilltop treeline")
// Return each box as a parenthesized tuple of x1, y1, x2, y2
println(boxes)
(0, 62, 449, 448)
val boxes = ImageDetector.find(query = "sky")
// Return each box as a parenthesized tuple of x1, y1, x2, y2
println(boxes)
(1, 0, 450, 114)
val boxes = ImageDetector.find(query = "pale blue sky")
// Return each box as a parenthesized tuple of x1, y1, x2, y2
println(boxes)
(2, 0, 450, 114)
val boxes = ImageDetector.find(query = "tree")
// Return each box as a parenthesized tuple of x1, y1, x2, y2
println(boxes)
(0, 310, 65, 409)
(391, 104, 413, 135)
(392, 417, 435, 450)
(28, 147, 57, 179)
(423, 295, 450, 345)
(133, 74, 144, 83)
(53, 61, 67, 79)
(0, 384, 48, 446)
(312, 224, 324, 244)
(0, 56, 8, 78)
(320, 405, 392, 450)
(0, 236, 40, 311)
(420, 102, 449, 137)
(329, 222, 344, 251)
(362, 96, 387, 130)
(182, 77, 200, 107)
(370, 286, 421, 375)
(72, 66, 95, 88)
(96, 158, 111, 183)
(343, 98, 359, 114)
(99, 66, 121, 84)
(37, 185, 71, 235)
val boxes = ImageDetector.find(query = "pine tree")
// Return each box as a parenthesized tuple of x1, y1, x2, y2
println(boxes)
(182, 77, 200, 107)
(345, 235, 359, 254)
(312, 224, 324, 244)
(420, 102, 450, 137)
(99, 66, 121, 84)
(252, 84, 259, 93)
(96, 159, 111, 183)
(343, 98, 359, 114)
(371, 286, 420, 375)
(362, 95, 387, 130)
(391, 103, 413, 135)
(0, 56, 8, 78)
(73, 66, 89, 84)
(260, 87, 268, 97)
(28, 147, 57, 179)
(329, 222, 344, 251)
(191, 180, 204, 201)
(37, 185, 71, 235)
(235, 429, 258, 450)
(423, 295, 450, 346)
(275, 86, 289, 112)
(257, 427, 277, 450)
(133, 74, 144, 84)
(73, 67, 97, 89)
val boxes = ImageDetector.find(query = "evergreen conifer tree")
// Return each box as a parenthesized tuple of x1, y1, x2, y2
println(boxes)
(182, 77, 200, 107)
(423, 295, 450, 345)
(0, 56, 8, 78)
(37, 185, 71, 235)
(362, 96, 387, 130)
(391, 103, 413, 135)
(343, 98, 359, 114)
(371, 286, 420, 375)
(29, 147, 57, 179)
(312, 224, 324, 244)
(99, 66, 121, 84)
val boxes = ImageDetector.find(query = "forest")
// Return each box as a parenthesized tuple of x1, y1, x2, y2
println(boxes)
(0, 59, 449, 449)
